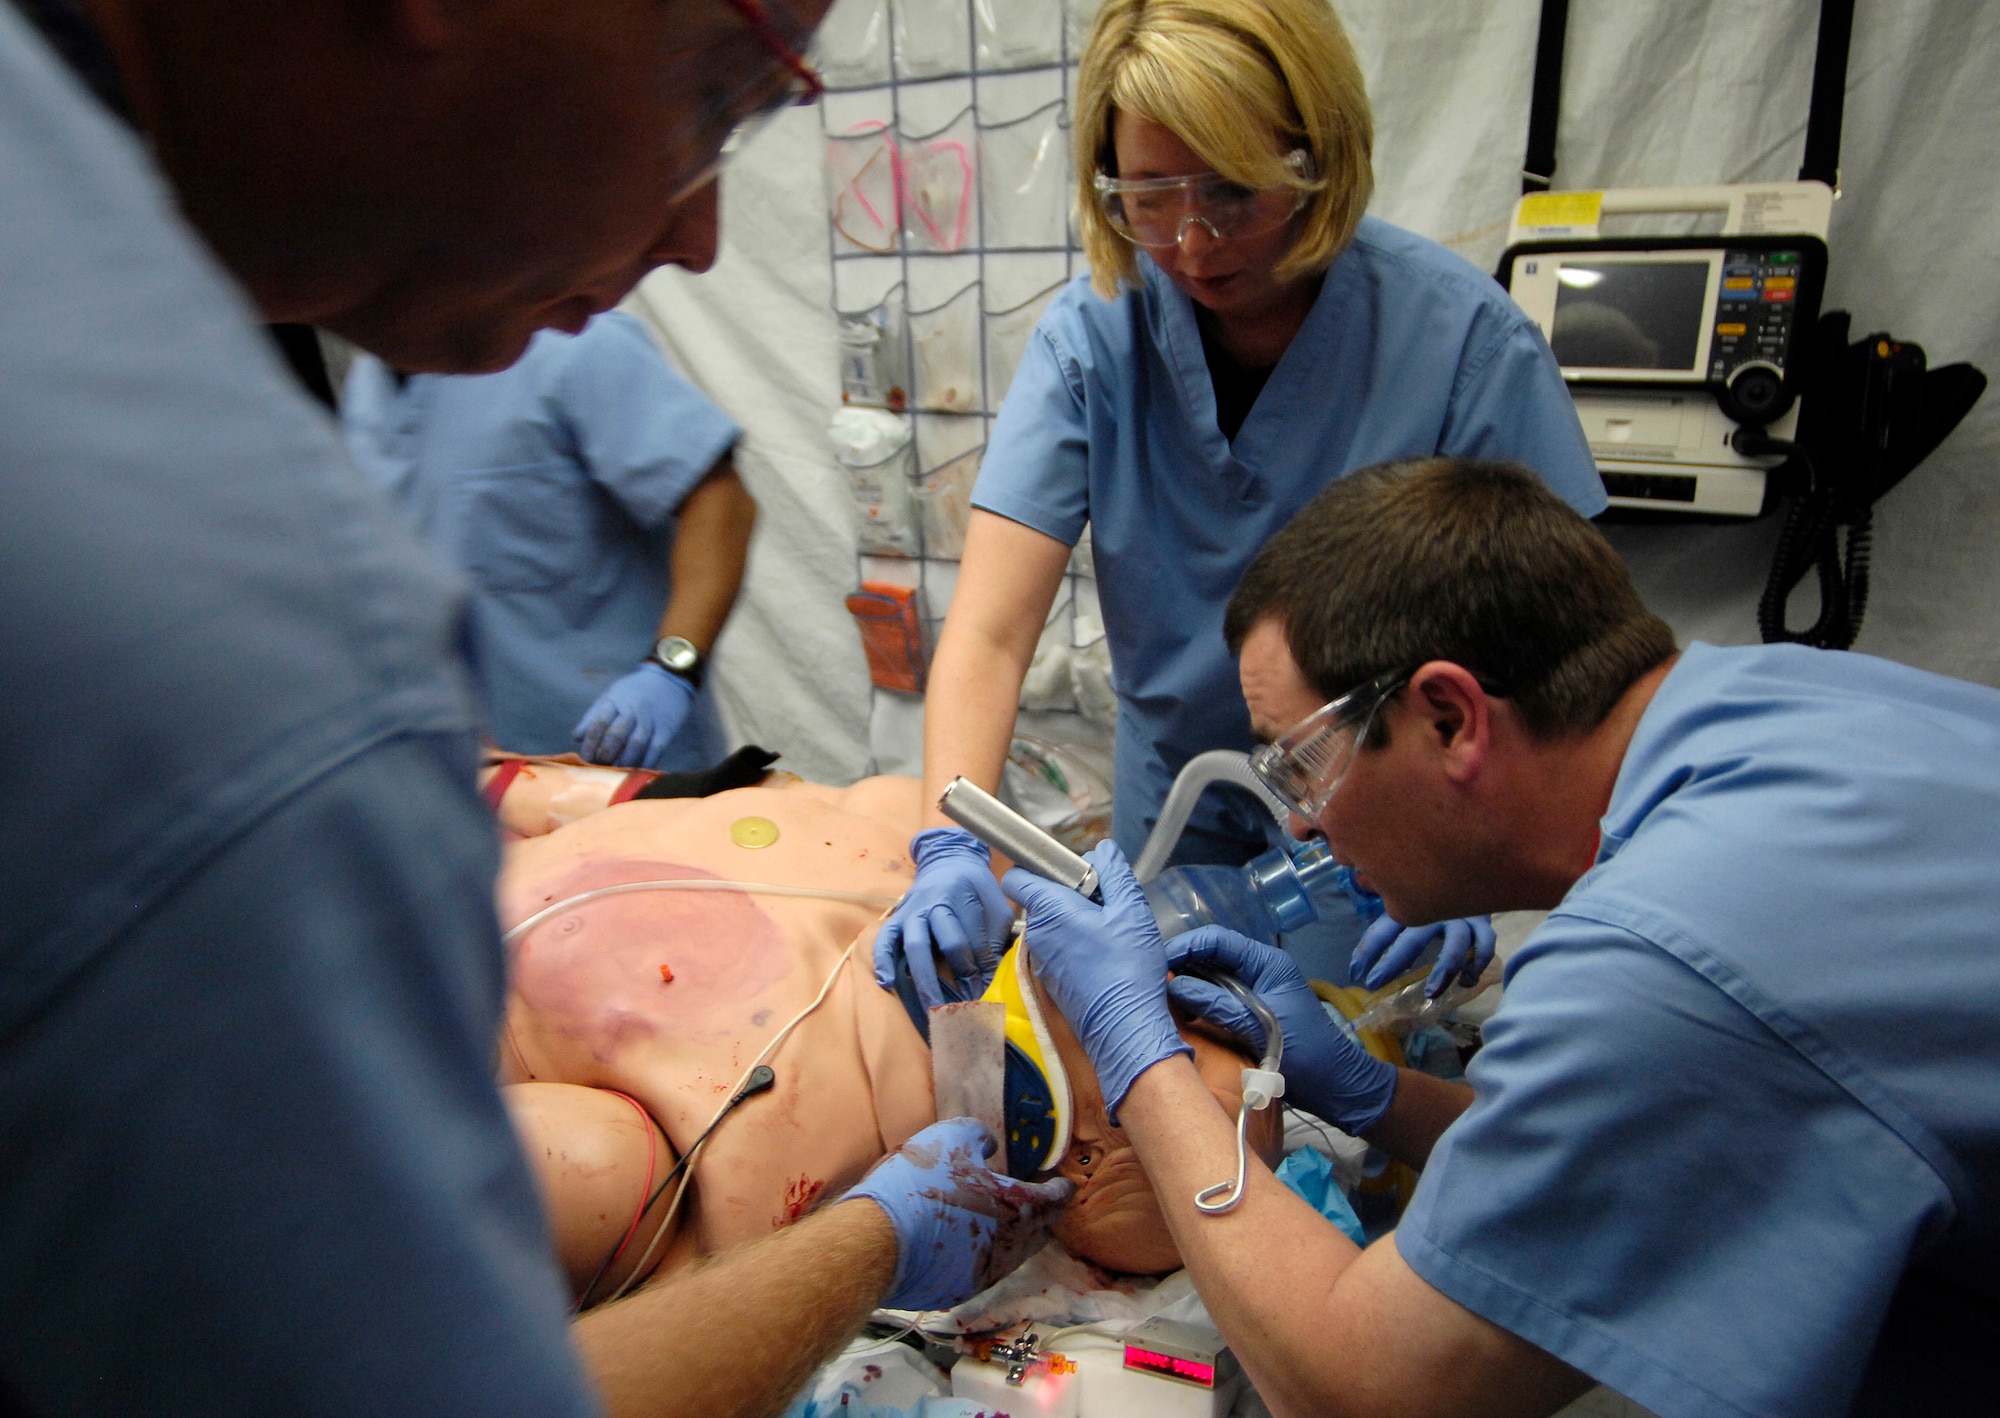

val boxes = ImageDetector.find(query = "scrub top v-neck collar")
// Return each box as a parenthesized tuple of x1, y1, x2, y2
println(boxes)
(1147, 254, 1340, 503)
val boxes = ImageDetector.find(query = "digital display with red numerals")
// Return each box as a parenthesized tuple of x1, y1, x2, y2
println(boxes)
(1124, 1345, 1216, 1388)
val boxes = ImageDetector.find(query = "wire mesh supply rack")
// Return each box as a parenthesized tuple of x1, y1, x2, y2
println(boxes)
(816, 0, 1115, 784)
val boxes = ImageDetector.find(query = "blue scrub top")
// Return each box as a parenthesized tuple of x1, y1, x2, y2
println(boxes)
(972, 217, 1606, 862)
(343, 312, 740, 767)
(1400, 643, 2000, 1418)
(0, 7, 596, 1413)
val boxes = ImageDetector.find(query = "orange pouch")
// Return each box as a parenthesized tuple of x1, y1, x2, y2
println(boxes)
(845, 582, 927, 693)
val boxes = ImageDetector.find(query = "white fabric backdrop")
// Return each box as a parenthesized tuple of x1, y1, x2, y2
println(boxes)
(636, 0, 2000, 782)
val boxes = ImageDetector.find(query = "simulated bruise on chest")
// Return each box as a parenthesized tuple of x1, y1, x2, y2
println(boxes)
(508, 855, 793, 1056)
(498, 790, 915, 1092)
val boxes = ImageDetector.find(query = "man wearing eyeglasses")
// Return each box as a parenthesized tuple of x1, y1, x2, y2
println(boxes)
(1005, 456, 2000, 1417)
(0, 2, 1071, 1415)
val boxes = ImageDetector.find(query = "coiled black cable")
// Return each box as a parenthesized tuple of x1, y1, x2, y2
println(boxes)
(1744, 431, 1870, 650)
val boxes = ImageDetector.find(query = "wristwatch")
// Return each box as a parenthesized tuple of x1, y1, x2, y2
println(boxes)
(646, 634, 705, 689)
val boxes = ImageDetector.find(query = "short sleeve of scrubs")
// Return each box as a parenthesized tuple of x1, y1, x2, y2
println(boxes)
(970, 320, 1091, 546)
(557, 312, 739, 529)
(1398, 917, 1951, 1418)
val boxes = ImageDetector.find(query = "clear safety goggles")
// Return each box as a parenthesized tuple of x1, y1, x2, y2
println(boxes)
(670, 0, 826, 200)
(1092, 150, 1313, 250)
(1248, 667, 1411, 823)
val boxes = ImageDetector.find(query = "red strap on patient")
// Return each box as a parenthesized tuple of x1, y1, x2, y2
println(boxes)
(482, 757, 528, 812)
(603, 1091, 660, 1273)
(607, 769, 658, 806)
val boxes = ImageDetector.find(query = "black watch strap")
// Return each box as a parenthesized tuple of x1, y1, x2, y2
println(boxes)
(647, 635, 705, 689)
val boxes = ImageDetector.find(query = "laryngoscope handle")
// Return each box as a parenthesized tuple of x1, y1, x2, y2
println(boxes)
(937, 777, 1100, 900)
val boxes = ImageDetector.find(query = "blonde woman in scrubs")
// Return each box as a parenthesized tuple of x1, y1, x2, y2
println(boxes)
(875, 0, 1605, 1006)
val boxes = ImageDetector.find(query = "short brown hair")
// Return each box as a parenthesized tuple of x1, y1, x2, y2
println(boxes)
(1073, 0, 1375, 299)
(1225, 459, 1676, 738)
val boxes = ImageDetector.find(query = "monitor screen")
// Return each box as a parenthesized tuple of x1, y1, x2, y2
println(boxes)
(1549, 260, 1711, 372)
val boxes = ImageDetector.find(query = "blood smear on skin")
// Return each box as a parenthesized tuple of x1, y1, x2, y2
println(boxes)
(777, 1173, 825, 1227)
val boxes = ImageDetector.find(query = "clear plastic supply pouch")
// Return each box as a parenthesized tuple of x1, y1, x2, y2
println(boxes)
(846, 581, 930, 693)
(814, 0, 891, 86)
(1003, 734, 1115, 852)
(909, 281, 982, 413)
(830, 408, 921, 556)
(914, 445, 981, 558)
(837, 286, 910, 411)
(900, 111, 978, 254)
(983, 278, 1065, 409)
(979, 101, 1068, 249)
(826, 122, 902, 255)
(892, 0, 970, 78)
(975, 0, 1063, 70)
(843, 445, 920, 556)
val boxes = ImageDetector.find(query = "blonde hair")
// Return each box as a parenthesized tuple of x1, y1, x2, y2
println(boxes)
(1073, 0, 1374, 298)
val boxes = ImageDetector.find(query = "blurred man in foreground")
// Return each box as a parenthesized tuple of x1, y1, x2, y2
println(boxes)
(0, 2, 1062, 1414)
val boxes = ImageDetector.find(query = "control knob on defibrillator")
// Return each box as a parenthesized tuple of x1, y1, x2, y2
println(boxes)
(1717, 360, 1792, 427)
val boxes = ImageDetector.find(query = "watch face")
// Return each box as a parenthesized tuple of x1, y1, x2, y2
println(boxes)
(655, 636, 700, 672)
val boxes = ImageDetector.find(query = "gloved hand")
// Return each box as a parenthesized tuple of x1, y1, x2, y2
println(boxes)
(845, 1117, 1073, 1311)
(872, 828, 1013, 1010)
(1350, 914, 1497, 998)
(1167, 925, 1398, 1136)
(571, 663, 696, 769)
(1003, 841, 1190, 1122)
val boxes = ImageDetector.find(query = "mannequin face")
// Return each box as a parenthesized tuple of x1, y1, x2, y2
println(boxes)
(1033, 972, 1282, 1274)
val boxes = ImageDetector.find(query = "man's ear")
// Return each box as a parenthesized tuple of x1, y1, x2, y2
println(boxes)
(1407, 661, 1491, 784)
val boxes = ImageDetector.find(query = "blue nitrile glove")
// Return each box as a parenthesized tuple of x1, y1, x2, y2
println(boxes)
(572, 662, 696, 769)
(1167, 925, 1399, 1136)
(844, 1117, 1073, 1310)
(1350, 914, 1497, 998)
(873, 828, 1013, 1010)
(1003, 841, 1191, 1123)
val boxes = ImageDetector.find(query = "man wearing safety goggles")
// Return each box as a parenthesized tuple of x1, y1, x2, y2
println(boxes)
(1006, 456, 2000, 1418)
(1, 2, 1066, 1416)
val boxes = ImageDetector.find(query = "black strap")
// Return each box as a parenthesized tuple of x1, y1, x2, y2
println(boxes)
(1521, 0, 1570, 194)
(627, 744, 780, 801)
(1799, 0, 1855, 187)
(267, 324, 338, 411)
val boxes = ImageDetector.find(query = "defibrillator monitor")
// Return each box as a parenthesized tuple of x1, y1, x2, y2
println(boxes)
(1498, 187, 1833, 519)
(1503, 236, 1827, 416)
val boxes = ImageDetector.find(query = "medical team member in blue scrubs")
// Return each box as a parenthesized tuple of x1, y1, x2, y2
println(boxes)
(875, 0, 1605, 1001)
(1, 0, 1069, 1413)
(343, 310, 754, 771)
(1006, 457, 2000, 1418)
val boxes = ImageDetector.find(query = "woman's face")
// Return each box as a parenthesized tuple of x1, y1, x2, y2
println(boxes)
(1109, 111, 1308, 323)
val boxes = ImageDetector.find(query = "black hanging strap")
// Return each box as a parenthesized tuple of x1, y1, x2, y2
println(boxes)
(1799, 0, 1855, 187)
(1521, 0, 1570, 194)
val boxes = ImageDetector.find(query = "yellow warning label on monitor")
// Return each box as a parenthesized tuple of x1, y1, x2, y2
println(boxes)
(1517, 190, 1603, 232)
